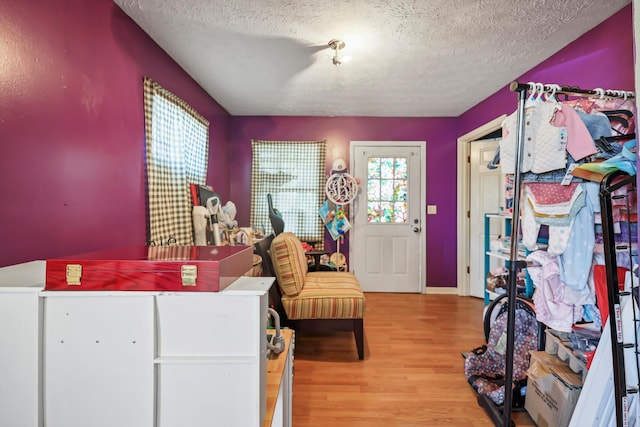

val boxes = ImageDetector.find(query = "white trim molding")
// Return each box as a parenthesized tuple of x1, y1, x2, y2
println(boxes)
(456, 115, 506, 297)
(425, 286, 459, 295)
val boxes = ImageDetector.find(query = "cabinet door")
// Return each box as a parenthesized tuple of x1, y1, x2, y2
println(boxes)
(44, 295, 155, 427)
(155, 292, 268, 426)
(155, 293, 265, 357)
(158, 363, 261, 426)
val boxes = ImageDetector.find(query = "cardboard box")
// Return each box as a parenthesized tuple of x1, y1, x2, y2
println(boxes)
(45, 245, 253, 292)
(525, 351, 583, 427)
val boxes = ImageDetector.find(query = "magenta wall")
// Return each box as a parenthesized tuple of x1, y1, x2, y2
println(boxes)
(458, 5, 635, 136)
(230, 5, 634, 288)
(229, 116, 458, 287)
(0, 0, 633, 288)
(0, 0, 230, 267)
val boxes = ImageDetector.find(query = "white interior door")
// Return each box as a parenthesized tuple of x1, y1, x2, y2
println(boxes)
(469, 138, 503, 299)
(350, 142, 425, 293)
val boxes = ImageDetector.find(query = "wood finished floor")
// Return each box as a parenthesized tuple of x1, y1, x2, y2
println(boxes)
(291, 293, 536, 427)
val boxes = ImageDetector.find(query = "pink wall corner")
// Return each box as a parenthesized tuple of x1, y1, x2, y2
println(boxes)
(229, 115, 459, 287)
(456, 3, 636, 287)
(458, 4, 635, 136)
(0, 0, 230, 267)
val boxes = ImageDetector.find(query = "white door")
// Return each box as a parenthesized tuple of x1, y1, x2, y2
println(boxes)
(469, 138, 503, 299)
(350, 142, 425, 293)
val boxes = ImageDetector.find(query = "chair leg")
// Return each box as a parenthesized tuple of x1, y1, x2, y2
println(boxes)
(353, 318, 365, 360)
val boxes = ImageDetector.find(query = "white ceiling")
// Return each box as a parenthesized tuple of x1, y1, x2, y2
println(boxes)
(114, 0, 631, 117)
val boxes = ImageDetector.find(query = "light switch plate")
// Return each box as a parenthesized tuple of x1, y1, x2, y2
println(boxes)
(427, 205, 437, 215)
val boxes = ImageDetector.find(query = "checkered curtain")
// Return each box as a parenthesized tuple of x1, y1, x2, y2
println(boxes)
(143, 77, 209, 245)
(250, 140, 327, 245)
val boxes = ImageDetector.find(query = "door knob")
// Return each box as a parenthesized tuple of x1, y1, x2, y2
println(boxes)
(413, 226, 422, 233)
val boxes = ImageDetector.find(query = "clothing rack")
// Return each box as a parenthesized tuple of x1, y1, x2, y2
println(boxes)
(478, 80, 636, 427)
(600, 171, 637, 427)
(569, 173, 638, 427)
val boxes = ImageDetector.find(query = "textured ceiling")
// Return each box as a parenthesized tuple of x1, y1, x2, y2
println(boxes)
(114, 0, 630, 117)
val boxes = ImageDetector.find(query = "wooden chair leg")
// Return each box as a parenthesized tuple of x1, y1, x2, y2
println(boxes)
(353, 318, 365, 360)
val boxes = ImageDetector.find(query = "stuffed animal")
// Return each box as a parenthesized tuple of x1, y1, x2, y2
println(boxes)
(220, 201, 238, 228)
(205, 196, 238, 228)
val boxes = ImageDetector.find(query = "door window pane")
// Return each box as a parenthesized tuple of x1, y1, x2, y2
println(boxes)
(366, 157, 408, 223)
(367, 202, 381, 222)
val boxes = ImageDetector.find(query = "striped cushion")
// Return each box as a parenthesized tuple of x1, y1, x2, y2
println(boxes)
(270, 232, 308, 296)
(281, 272, 366, 319)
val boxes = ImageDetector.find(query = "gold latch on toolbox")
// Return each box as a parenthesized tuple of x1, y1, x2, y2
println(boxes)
(181, 265, 197, 287)
(66, 264, 82, 285)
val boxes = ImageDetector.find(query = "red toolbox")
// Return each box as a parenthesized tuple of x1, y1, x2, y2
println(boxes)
(45, 245, 253, 292)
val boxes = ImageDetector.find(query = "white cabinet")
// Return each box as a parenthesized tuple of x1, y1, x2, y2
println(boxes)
(44, 294, 156, 427)
(42, 276, 273, 427)
(0, 260, 46, 427)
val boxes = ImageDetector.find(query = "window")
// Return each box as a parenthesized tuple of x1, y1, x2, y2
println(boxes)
(143, 77, 209, 245)
(366, 157, 408, 223)
(250, 140, 327, 244)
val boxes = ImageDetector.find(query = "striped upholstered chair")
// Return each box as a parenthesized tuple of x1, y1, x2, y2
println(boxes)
(264, 232, 366, 360)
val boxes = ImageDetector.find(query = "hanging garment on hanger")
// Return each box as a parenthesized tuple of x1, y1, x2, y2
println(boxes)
(488, 103, 604, 177)
(521, 184, 585, 254)
(521, 199, 574, 254)
(566, 98, 597, 114)
(566, 98, 636, 140)
(576, 110, 616, 139)
(527, 184, 586, 227)
(591, 98, 636, 135)
(525, 182, 580, 204)
(593, 134, 635, 160)
(500, 100, 566, 174)
(527, 250, 585, 332)
(593, 137, 623, 159)
(520, 156, 585, 183)
(530, 194, 586, 227)
(572, 139, 637, 182)
(553, 103, 598, 161)
(501, 98, 600, 175)
(558, 190, 596, 292)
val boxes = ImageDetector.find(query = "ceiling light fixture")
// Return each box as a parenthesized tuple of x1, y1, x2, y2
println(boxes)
(328, 39, 346, 65)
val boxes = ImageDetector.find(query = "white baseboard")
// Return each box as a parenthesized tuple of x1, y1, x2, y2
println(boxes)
(425, 287, 459, 295)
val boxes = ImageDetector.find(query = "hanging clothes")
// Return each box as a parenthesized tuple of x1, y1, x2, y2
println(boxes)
(500, 99, 565, 174)
(500, 99, 598, 176)
(521, 183, 585, 254)
(526, 250, 585, 332)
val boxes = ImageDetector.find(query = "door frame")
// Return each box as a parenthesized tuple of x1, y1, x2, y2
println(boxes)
(349, 141, 427, 293)
(456, 115, 506, 296)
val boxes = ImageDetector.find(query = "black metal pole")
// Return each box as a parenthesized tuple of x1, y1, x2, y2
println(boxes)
(500, 81, 529, 427)
(600, 171, 635, 427)
(509, 81, 635, 100)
